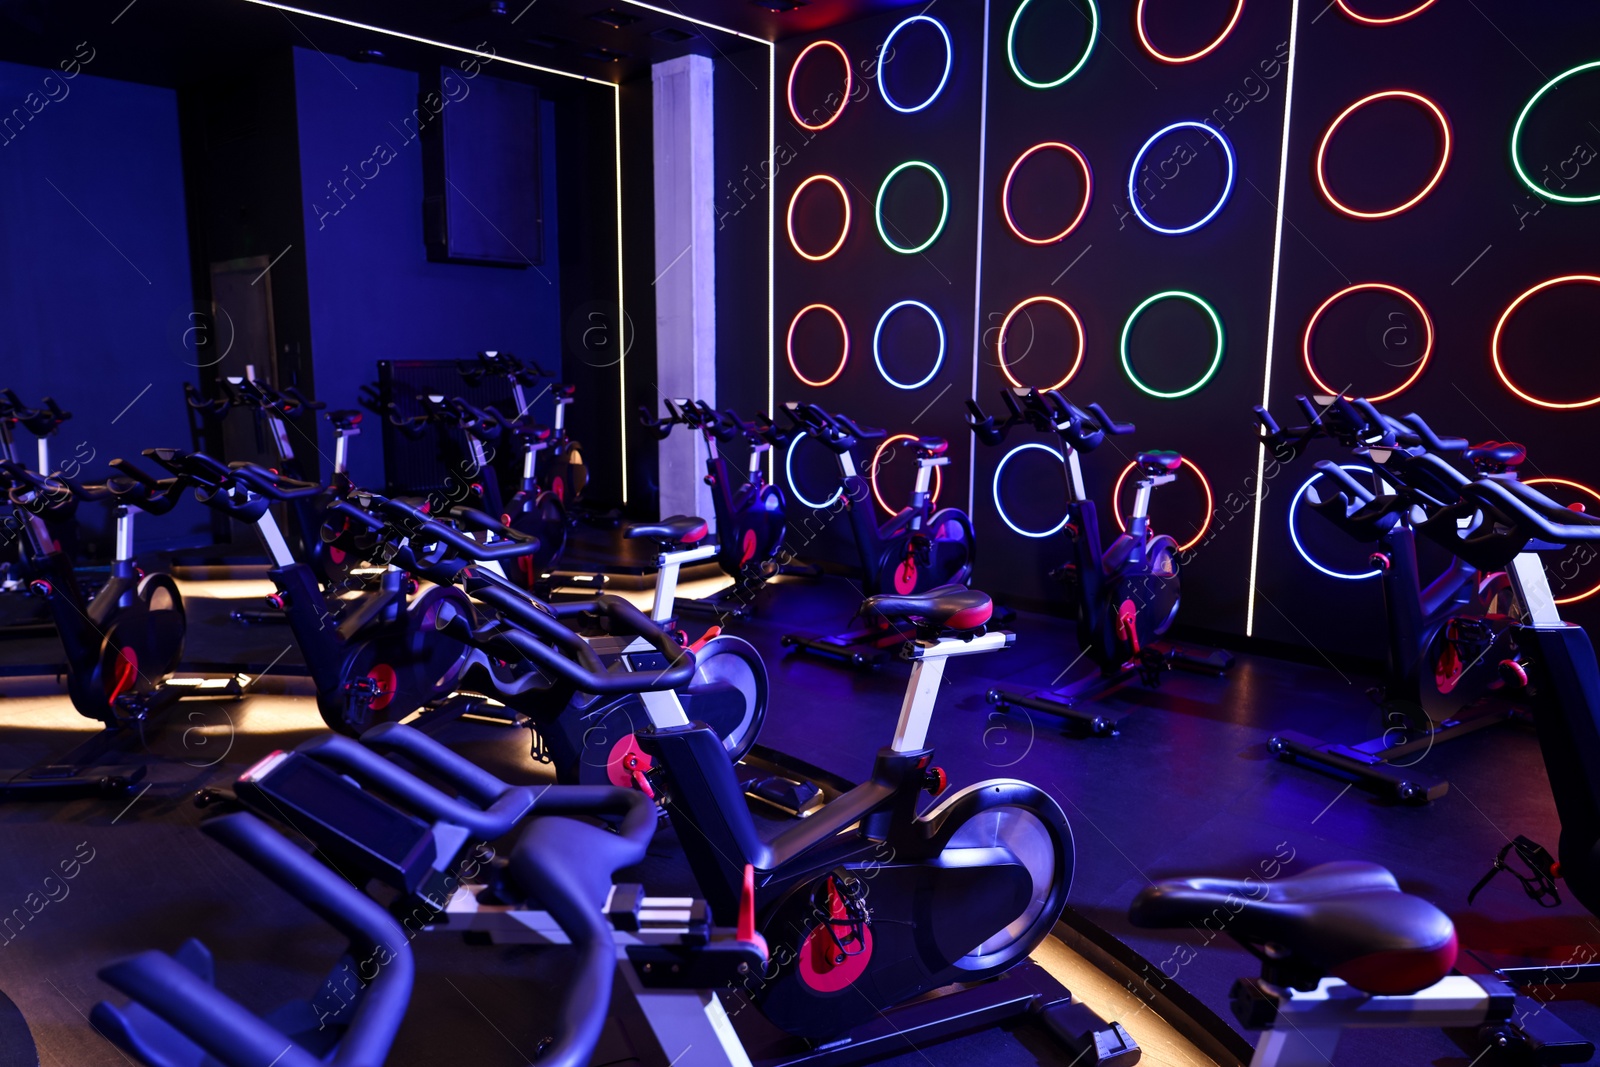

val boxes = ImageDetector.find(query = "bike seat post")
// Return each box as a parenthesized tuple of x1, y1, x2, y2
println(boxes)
(893, 630, 1012, 752)
(114, 502, 138, 578)
(651, 540, 718, 624)
(909, 452, 949, 531)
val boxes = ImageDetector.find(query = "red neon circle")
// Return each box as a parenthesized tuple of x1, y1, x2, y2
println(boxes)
(787, 304, 850, 387)
(997, 296, 1085, 391)
(1001, 142, 1093, 245)
(1112, 457, 1213, 553)
(1134, 0, 1246, 64)
(1302, 282, 1433, 402)
(787, 174, 851, 261)
(869, 434, 944, 517)
(1335, 0, 1439, 25)
(1316, 90, 1451, 220)
(1493, 276, 1600, 410)
(1525, 477, 1600, 604)
(787, 40, 852, 132)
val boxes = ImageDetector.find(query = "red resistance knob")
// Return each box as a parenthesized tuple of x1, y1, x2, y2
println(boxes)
(266, 592, 287, 610)
(923, 766, 948, 796)
(1370, 552, 1392, 571)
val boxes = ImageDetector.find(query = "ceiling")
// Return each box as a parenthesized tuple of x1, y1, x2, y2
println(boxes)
(0, 0, 919, 89)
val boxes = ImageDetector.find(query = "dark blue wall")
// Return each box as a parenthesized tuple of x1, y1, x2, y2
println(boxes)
(0, 57, 205, 547)
(292, 48, 562, 490)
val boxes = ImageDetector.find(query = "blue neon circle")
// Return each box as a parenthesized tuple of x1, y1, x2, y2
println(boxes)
(1127, 121, 1236, 235)
(873, 300, 946, 390)
(879, 15, 953, 114)
(993, 442, 1070, 538)
(1289, 465, 1381, 580)
(785, 431, 844, 510)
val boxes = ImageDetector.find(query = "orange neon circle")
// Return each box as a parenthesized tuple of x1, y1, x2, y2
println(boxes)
(1524, 477, 1600, 603)
(1302, 282, 1433, 402)
(997, 296, 1085, 391)
(786, 174, 851, 261)
(787, 40, 852, 132)
(1112, 456, 1213, 553)
(786, 304, 850, 387)
(1493, 276, 1600, 410)
(1001, 142, 1093, 245)
(1134, 0, 1246, 64)
(1335, 0, 1439, 25)
(1316, 90, 1451, 220)
(868, 433, 944, 517)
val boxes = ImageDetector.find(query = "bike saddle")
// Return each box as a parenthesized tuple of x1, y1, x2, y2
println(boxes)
(1464, 440, 1525, 474)
(326, 408, 363, 430)
(863, 585, 992, 635)
(1136, 451, 1182, 473)
(624, 515, 708, 548)
(1129, 861, 1457, 996)
(914, 436, 948, 457)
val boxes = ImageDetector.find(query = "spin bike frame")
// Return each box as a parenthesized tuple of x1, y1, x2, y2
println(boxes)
(1259, 398, 1519, 803)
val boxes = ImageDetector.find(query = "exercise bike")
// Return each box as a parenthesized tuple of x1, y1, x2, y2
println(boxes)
(94, 722, 776, 1067)
(0, 389, 75, 634)
(143, 450, 489, 740)
(968, 387, 1232, 735)
(1256, 395, 1523, 802)
(640, 398, 791, 620)
(456, 350, 597, 517)
(1128, 859, 1594, 1065)
(0, 459, 248, 799)
(778, 401, 976, 667)
(183, 377, 368, 595)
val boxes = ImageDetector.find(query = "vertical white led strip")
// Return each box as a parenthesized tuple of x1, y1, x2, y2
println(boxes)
(1244, 0, 1303, 637)
(967, 0, 995, 519)
(615, 86, 629, 504)
(768, 42, 777, 483)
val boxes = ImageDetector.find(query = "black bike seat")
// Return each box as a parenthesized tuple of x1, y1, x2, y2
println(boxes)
(1137, 451, 1182, 473)
(863, 585, 991, 633)
(625, 515, 708, 546)
(1129, 861, 1456, 996)
(327, 408, 363, 427)
(915, 436, 949, 457)
(1465, 441, 1525, 470)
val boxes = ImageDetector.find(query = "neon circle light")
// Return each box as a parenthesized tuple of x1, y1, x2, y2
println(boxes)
(869, 434, 944, 517)
(878, 15, 953, 114)
(1302, 282, 1434, 402)
(1120, 290, 1225, 399)
(1525, 477, 1600, 604)
(1001, 142, 1093, 245)
(993, 442, 1071, 538)
(1335, 0, 1438, 25)
(786, 304, 850, 388)
(1127, 121, 1235, 235)
(1112, 457, 1213, 553)
(997, 295, 1085, 391)
(1007, 0, 1099, 90)
(785, 432, 844, 510)
(1315, 91, 1452, 220)
(1513, 61, 1600, 204)
(873, 300, 946, 390)
(875, 161, 950, 254)
(1289, 465, 1382, 580)
(1492, 275, 1600, 409)
(1134, 0, 1245, 64)
(787, 40, 852, 132)
(786, 174, 851, 261)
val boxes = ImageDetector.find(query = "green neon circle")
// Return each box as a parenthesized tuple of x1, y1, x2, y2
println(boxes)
(1512, 60, 1600, 204)
(1007, 0, 1099, 90)
(1119, 290, 1225, 399)
(874, 161, 950, 254)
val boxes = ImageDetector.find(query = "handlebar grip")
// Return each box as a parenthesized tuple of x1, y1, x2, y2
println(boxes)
(1253, 406, 1283, 438)
(1087, 402, 1135, 436)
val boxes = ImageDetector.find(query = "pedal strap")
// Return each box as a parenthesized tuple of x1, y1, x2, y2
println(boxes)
(1468, 835, 1561, 907)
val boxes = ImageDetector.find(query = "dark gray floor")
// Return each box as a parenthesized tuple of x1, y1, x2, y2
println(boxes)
(1, 573, 1597, 1065)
